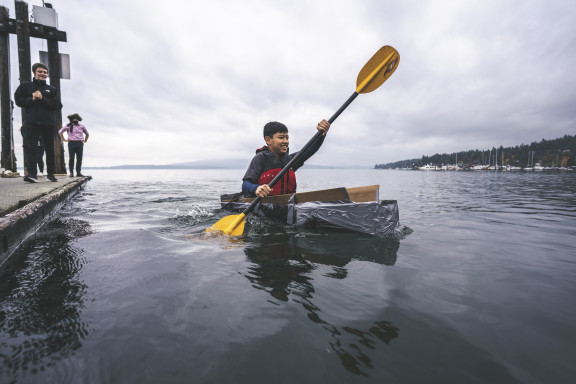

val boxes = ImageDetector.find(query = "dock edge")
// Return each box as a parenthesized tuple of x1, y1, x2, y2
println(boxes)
(0, 178, 90, 269)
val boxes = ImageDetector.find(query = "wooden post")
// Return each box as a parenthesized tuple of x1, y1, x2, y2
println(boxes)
(14, 0, 30, 175)
(47, 38, 65, 173)
(0, 6, 16, 172)
(14, 1, 30, 83)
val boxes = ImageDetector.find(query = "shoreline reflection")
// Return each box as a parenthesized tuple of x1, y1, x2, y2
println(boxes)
(243, 230, 400, 375)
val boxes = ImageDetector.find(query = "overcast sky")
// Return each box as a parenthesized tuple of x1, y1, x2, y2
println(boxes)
(2, 0, 575, 168)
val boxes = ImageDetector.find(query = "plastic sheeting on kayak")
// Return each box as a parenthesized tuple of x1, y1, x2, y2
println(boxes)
(221, 196, 402, 236)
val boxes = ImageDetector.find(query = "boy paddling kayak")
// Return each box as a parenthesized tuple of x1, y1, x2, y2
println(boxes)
(242, 120, 330, 198)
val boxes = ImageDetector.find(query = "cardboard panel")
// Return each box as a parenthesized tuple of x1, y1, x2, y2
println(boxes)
(346, 185, 379, 202)
(227, 185, 379, 205)
(294, 187, 349, 204)
(232, 187, 349, 205)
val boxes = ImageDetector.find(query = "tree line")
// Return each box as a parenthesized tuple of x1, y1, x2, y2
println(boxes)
(375, 134, 576, 169)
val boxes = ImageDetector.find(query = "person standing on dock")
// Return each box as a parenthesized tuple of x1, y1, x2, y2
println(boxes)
(58, 113, 89, 177)
(14, 63, 63, 183)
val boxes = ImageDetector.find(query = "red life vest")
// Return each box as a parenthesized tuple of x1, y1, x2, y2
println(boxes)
(258, 168, 296, 196)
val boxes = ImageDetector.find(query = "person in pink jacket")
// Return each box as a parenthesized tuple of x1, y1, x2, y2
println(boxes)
(58, 113, 90, 177)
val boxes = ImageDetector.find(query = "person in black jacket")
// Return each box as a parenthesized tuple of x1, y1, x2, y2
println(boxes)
(14, 63, 63, 183)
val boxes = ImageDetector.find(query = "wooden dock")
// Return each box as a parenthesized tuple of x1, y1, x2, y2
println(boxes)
(0, 174, 90, 267)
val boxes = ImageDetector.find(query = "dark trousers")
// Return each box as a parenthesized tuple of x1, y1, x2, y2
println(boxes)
(22, 124, 55, 177)
(37, 145, 45, 173)
(68, 141, 84, 174)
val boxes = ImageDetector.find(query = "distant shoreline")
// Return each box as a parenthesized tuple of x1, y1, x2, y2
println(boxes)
(84, 164, 369, 170)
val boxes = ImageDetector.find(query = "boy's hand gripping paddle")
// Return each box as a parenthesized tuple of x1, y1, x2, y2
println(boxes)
(205, 45, 400, 236)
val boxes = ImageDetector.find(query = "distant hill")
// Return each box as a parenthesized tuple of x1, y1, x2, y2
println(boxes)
(375, 134, 576, 169)
(86, 160, 367, 170)
(86, 159, 248, 170)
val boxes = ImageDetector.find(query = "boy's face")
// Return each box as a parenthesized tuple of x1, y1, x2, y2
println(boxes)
(34, 67, 48, 81)
(265, 132, 289, 156)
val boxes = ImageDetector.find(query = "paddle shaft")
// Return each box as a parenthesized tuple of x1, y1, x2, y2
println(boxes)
(241, 91, 360, 216)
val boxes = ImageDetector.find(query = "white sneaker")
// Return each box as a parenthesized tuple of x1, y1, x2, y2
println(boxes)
(38, 172, 45, 176)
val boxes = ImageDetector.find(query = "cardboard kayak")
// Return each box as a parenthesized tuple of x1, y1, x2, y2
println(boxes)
(220, 185, 401, 236)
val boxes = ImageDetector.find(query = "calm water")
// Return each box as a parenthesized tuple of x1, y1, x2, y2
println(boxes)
(1, 169, 575, 383)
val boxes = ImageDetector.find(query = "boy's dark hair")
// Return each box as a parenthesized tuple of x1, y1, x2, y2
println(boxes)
(32, 63, 48, 74)
(263, 121, 288, 139)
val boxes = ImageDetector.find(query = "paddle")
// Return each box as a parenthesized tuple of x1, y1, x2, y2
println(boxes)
(205, 45, 400, 236)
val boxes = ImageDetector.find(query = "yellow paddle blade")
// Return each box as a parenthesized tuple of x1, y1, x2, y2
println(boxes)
(356, 45, 400, 94)
(204, 213, 246, 236)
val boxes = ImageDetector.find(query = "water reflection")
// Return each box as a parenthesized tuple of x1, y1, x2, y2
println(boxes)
(243, 231, 400, 375)
(0, 218, 92, 381)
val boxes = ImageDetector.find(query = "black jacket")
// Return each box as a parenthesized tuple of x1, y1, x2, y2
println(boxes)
(14, 78, 62, 126)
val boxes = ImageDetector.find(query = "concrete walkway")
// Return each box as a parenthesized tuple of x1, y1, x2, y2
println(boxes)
(0, 174, 91, 267)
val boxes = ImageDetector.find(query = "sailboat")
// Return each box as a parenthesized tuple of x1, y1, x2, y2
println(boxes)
(524, 151, 534, 171)
(486, 148, 496, 170)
